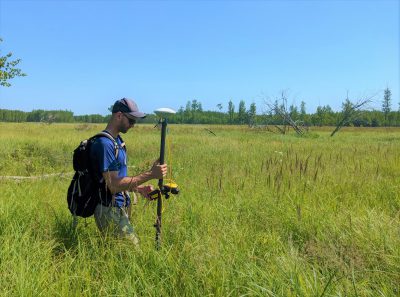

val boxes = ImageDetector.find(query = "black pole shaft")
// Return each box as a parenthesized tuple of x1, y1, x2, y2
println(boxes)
(155, 118, 167, 249)
(158, 118, 167, 187)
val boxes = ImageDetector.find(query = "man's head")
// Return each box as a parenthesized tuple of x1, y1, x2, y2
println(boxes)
(111, 98, 146, 133)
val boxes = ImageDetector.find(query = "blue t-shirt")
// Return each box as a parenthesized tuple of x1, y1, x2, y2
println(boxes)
(90, 132, 131, 207)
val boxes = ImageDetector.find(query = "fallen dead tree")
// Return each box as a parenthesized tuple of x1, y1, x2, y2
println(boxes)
(264, 92, 308, 136)
(330, 94, 373, 137)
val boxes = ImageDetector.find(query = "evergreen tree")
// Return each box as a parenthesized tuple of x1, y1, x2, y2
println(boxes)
(238, 100, 246, 124)
(247, 102, 256, 127)
(299, 101, 308, 124)
(228, 100, 235, 124)
(185, 101, 192, 123)
(382, 87, 391, 125)
(178, 106, 184, 123)
(191, 99, 199, 111)
(300, 101, 306, 117)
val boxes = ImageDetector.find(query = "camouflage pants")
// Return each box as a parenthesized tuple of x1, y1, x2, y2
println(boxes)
(94, 203, 139, 245)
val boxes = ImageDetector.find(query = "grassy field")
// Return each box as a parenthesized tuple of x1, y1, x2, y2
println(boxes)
(0, 122, 399, 296)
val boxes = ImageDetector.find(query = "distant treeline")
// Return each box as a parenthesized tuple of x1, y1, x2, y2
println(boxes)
(1, 99, 400, 127)
(0, 109, 110, 123)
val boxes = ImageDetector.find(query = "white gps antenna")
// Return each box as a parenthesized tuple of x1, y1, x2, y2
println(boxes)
(154, 107, 176, 117)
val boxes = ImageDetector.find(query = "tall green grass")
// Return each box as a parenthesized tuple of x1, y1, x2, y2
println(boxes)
(0, 123, 399, 296)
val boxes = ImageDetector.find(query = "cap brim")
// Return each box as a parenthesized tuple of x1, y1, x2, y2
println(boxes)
(126, 111, 146, 119)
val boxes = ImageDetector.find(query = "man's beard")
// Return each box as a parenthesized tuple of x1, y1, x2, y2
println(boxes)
(119, 123, 129, 134)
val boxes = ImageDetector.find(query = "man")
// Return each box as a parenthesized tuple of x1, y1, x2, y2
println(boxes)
(90, 98, 167, 245)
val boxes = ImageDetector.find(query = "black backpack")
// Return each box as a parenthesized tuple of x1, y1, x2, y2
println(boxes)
(67, 132, 123, 218)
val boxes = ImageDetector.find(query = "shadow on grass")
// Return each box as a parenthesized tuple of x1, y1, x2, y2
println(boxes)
(51, 210, 109, 257)
(52, 212, 80, 255)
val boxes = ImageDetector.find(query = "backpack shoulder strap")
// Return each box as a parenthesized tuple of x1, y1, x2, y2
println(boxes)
(117, 135, 127, 152)
(94, 131, 119, 159)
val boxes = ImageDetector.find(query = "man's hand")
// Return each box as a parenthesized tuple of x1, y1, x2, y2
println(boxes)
(150, 159, 167, 179)
(137, 185, 155, 199)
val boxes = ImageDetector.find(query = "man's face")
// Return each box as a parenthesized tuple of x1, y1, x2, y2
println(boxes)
(118, 112, 136, 134)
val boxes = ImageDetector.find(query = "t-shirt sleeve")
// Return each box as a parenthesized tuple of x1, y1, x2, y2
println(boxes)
(91, 138, 121, 172)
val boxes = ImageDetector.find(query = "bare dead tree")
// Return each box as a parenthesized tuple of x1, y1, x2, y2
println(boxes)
(204, 128, 216, 136)
(264, 91, 308, 136)
(41, 114, 56, 125)
(330, 93, 372, 137)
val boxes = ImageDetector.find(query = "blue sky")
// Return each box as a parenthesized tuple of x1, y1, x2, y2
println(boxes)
(0, 0, 399, 115)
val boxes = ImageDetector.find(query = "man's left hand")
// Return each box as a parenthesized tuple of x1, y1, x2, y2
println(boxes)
(137, 185, 155, 199)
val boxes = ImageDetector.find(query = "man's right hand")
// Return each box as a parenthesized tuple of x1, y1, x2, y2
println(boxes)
(150, 159, 167, 179)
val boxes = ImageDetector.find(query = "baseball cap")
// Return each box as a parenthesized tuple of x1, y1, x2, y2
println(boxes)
(112, 98, 146, 118)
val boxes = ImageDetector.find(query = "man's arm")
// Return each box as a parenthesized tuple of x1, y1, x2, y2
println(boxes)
(102, 161, 167, 194)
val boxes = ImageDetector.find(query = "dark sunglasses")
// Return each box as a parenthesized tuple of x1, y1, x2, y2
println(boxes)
(123, 113, 136, 125)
